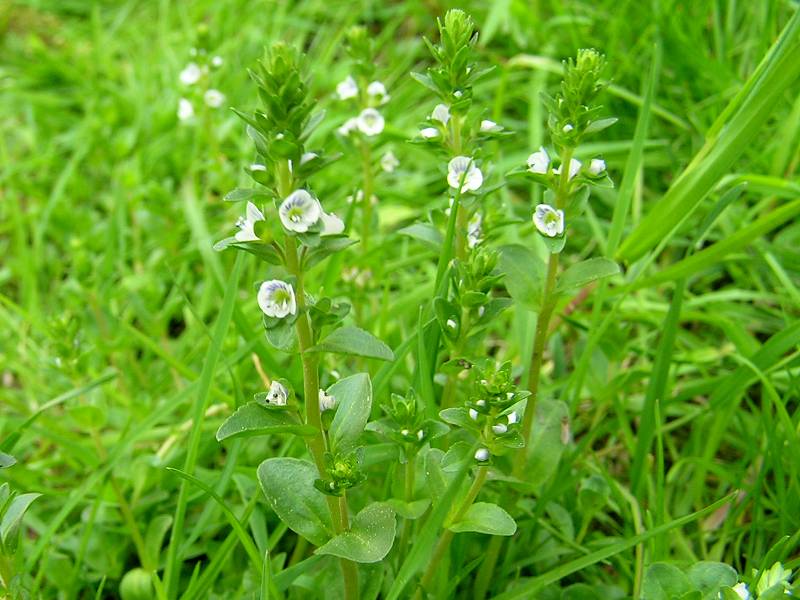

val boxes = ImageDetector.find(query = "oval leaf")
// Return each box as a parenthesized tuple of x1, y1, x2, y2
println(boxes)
(257, 458, 333, 546)
(499, 244, 545, 312)
(315, 503, 396, 563)
(328, 373, 372, 453)
(216, 402, 316, 442)
(309, 327, 394, 361)
(448, 502, 516, 536)
(1, 492, 42, 553)
(557, 257, 620, 293)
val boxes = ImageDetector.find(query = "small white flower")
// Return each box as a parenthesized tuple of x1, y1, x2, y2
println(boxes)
(533, 204, 565, 238)
(554, 158, 582, 180)
(380, 151, 399, 173)
(492, 423, 508, 434)
(250, 163, 267, 172)
(279, 190, 321, 233)
(319, 211, 345, 236)
(266, 381, 288, 406)
(589, 158, 606, 175)
(177, 98, 194, 121)
(401, 428, 410, 436)
(477, 306, 485, 317)
(234, 201, 265, 242)
(562, 123, 574, 133)
(476, 399, 486, 407)
(453, 90, 463, 98)
(507, 412, 519, 425)
(319, 389, 337, 412)
(338, 117, 358, 136)
(420, 127, 439, 139)
(447, 156, 483, 193)
(431, 104, 450, 125)
(336, 75, 358, 100)
(469, 408, 478, 420)
(179, 62, 202, 85)
(257, 280, 297, 318)
(480, 119, 501, 132)
(731, 583, 750, 599)
(356, 108, 384, 136)
(446, 318, 457, 330)
(467, 212, 482, 248)
(367, 81, 389, 104)
(204, 89, 225, 108)
(417, 430, 424, 440)
(474, 448, 490, 462)
(211, 55, 224, 68)
(527, 147, 550, 174)
(506, 392, 514, 400)
(300, 152, 318, 165)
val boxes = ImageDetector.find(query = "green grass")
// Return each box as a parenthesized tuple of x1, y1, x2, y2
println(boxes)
(1, 0, 799, 598)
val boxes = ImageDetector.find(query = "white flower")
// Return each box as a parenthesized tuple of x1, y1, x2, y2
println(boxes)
(356, 108, 384, 136)
(300, 152, 318, 165)
(533, 204, 565, 237)
(401, 429, 410, 436)
(266, 381, 288, 406)
(177, 98, 194, 121)
(467, 212, 482, 248)
(257, 280, 297, 318)
(589, 158, 606, 175)
(179, 62, 202, 85)
(527, 147, 550, 174)
(453, 90, 463, 98)
(480, 119, 501, 132)
(562, 123, 574, 133)
(469, 408, 478, 420)
(234, 201, 265, 242)
(250, 163, 267, 172)
(336, 75, 358, 100)
(380, 151, 399, 173)
(319, 389, 337, 412)
(731, 583, 750, 600)
(279, 190, 321, 233)
(211, 55, 223, 67)
(474, 448, 490, 462)
(319, 211, 345, 236)
(554, 158, 582, 180)
(367, 81, 389, 104)
(338, 117, 358, 136)
(420, 127, 439, 139)
(431, 104, 450, 125)
(446, 318, 457, 330)
(507, 412, 519, 425)
(492, 423, 508, 434)
(476, 399, 486, 407)
(417, 430, 424, 440)
(204, 89, 225, 108)
(447, 156, 483, 192)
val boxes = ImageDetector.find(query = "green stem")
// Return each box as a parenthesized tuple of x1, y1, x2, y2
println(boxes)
(474, 535, 504, 599)
(414, 466, 489, 599)
(398, 451, 417, 552)
(514, 146, 574, 478)
(359, 140, 375, 252)
(279, 165, 359, 600)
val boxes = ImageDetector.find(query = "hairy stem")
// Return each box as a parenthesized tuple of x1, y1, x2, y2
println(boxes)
(359, 140, 375, 252)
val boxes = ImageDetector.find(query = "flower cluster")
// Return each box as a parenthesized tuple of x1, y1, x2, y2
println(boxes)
(176, 26, 225, 122)
(440, 361, 529, 463)
(367, 390, 448, 454)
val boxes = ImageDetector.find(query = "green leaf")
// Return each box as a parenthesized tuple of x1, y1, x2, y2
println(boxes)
(556, 257, 620, 293)
(304, 236, 357, 269)
(315, 503, 396, 563)
(328, 373, 372, 453)
(398, 223, 443, 250)
(144, 515, 173, 570)
(526, 399, 569, 489)
(498, 244, 545, 312)
(1, 492, 41, 554)
(385, 498, 431, 520)
(257, 458, 333, 546)
(448, 502, 516, 536)
(215, 402, 316, 442)
(224, 188, 271, 202)
(641, 563, 693, 600)
(0, 452, 16, 469)
(687, 562, 738, 598)
(309, 326, 394, 361)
